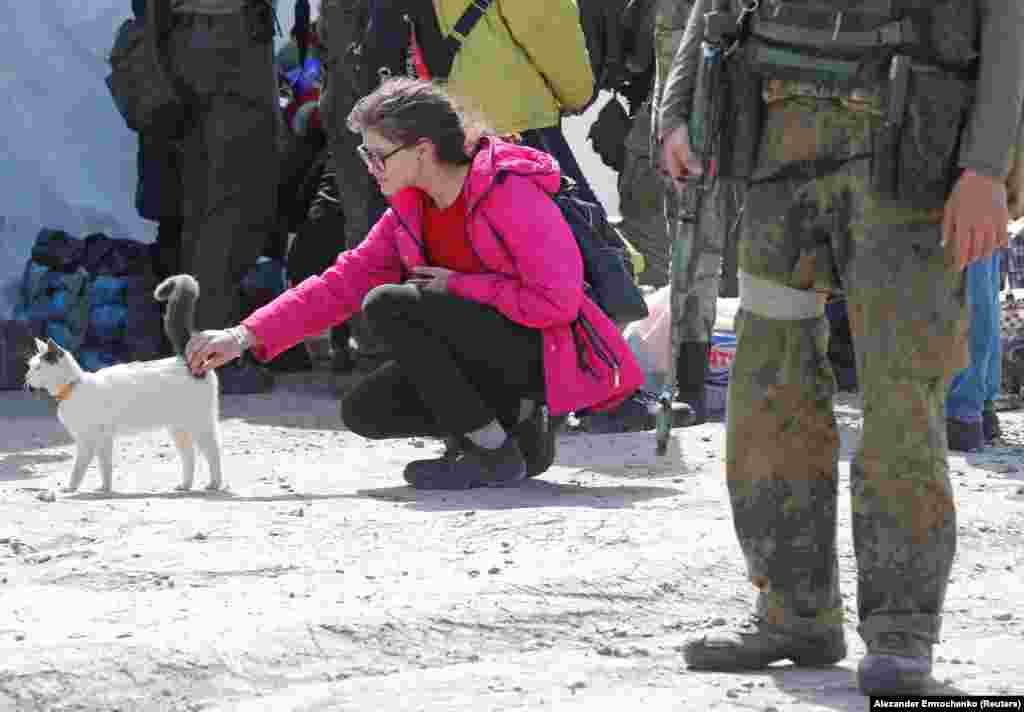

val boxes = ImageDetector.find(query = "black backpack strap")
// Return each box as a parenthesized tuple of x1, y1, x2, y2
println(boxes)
(439, 0, 497, 77)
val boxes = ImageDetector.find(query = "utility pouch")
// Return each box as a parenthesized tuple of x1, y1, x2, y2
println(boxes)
(717, 48, 762, 181)
(106, 5, 188, 137)
(690, 3, 763, 182)
(871, 57, 974, 205)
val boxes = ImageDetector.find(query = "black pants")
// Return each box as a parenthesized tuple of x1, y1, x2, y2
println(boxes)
(340, 285, 546, 439)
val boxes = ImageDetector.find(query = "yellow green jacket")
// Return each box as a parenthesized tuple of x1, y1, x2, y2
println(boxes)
(433, 0, 595, 135)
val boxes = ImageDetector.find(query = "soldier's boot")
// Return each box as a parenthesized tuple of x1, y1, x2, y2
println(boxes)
(683, 616, 847, 670)
(858, 631, 934, 695)
(676, 341, 710, 424)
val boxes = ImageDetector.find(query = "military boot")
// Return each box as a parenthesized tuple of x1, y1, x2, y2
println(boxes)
(676, 342, 710, 424)
(858, 631, 934, 695)
(683, 616, 846, 670)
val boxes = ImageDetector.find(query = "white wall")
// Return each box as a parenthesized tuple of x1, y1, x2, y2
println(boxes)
(563, 92, 622, 219)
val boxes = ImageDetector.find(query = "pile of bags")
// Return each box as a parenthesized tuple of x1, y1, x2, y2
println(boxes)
(12, 229, 163, 374)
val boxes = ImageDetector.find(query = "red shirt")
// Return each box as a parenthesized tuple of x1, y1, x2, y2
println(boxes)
(422, 191, 486, 274)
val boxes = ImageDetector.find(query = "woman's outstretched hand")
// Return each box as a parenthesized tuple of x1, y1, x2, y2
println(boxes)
(185, 329, 245, 376)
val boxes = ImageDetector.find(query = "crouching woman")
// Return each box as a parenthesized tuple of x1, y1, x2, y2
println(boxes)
(186, 78, 643, 489)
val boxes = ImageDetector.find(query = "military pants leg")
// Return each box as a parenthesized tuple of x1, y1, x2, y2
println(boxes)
(319, 0, 373, 246)
(618, 103, 671, 287)
(728, 98, 965, 646)
(170, 12, 279, 330)
(668, 178, 726, 351)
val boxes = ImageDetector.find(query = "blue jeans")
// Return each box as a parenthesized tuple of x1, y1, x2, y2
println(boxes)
(946, 251, 1002, 422)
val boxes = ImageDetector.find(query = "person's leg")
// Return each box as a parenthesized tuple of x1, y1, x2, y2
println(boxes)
(670, 179, 726, 423)
(169, 12, 279, 393)
(340, 359, 445, 439)
(172, 13, 279, 331)
(617, 103, 671, 288)
(359, 284, 546, 487)
(946, 254, 999, 449)
(843, 183, 963, 694)
(360, 285, 544, 433)
(319, 0, 373, 247)
(983, 251, 1003, 440)
(683, 169, 846, 671)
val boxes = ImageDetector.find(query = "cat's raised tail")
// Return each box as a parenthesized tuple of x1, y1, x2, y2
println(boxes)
(153, 275, 200, 357)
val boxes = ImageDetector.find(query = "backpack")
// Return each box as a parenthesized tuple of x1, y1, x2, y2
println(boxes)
(551, 178, 650, 325)
(488, 171, 648, 325)
(106, 1, 191, 137)
(577, 0, 656, 114)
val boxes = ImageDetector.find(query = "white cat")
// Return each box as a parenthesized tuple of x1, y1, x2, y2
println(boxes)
(24, 275, 223, 493)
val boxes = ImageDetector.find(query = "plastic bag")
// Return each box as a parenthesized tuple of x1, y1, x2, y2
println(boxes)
(623, 285, 671, 391)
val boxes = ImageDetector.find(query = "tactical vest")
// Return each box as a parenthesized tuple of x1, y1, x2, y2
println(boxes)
(737, 0, 979, 86)
(705, 0, 981, 196)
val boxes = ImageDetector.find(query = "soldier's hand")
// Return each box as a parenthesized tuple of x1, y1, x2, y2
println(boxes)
(942, 170, 1010, 271)
(660, 124, 703, 191)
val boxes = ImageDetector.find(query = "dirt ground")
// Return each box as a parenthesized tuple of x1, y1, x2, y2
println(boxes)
(1, 372, 1023, 711)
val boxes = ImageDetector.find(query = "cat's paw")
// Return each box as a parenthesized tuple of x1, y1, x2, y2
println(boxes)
(59, 485, 79, 494)
(92, 485, 112, 494)
(205, 481, 227, 493)
(174, 483, 193, 492)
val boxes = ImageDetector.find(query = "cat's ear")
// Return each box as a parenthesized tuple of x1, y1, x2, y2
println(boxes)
(34, 338, 48, 354)
(43, 338, 64, 363)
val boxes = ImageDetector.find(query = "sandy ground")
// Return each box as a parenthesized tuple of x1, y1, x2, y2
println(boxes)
(1, 370, 1023, 712)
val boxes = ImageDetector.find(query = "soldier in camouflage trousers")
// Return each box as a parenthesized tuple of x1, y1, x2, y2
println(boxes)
(616, 0, 740, 421)
(660, 0, 1022, 696)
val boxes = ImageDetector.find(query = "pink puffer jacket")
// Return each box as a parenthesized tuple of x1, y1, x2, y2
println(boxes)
(243, 137, 642, 415)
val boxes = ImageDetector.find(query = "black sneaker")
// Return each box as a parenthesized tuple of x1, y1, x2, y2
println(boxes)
(402, 436, 463, 484)
(510, 404, 561, 478)
(403, 437, 527, 490)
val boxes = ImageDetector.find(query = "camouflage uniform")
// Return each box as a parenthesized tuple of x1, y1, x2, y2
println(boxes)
(620, 0, 740, 313)
(167, 4, 280, 330)
(616, 0, 689, 290)
(318, 0, 372, 249)
(649, 0, 738, 417)
(727, 90, 966, 646)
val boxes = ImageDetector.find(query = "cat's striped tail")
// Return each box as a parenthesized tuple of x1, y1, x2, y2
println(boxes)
(153, 275, 200, 357)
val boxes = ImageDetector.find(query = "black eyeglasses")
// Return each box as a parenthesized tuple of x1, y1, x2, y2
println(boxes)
(357, 142, 415, 171)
